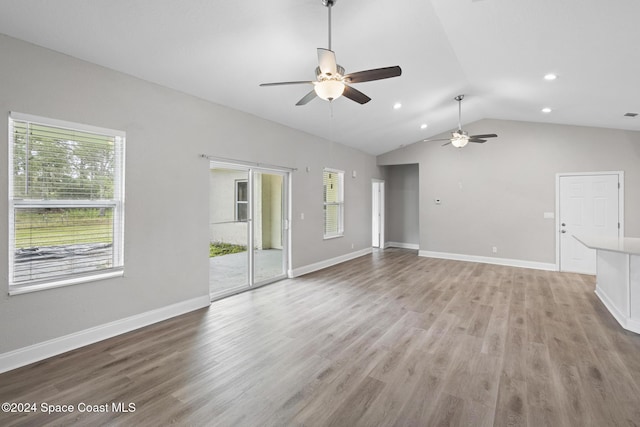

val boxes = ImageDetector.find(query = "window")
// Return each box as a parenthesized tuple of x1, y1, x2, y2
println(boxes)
(323, 168, 344, 238)
(235, 179, 248, 221)
(8, 112, 125, 294)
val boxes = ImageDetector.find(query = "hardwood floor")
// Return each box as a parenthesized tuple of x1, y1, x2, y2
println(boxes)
(2, 248, 640, 426)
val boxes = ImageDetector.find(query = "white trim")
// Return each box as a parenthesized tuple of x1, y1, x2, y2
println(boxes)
(0, 295, 210, 374)
(323, 234, 344, 240)
(555, 171, 625, 272)
(285, 171, 292, 286)
(385, 241, 419, 250)
(371, 180, 385, 249)
(289, 247, 372, 277)
(8, 269, 124, 296)
(203, 154, 296, 172)
(418, 250, 556, 271)
(323, 167, 345, 174)
(10, 111, 125, 138)
(628, 317, 640, 335)
(595, 288, 640, 334)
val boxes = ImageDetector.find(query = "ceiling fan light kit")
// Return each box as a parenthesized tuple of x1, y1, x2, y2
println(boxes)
(450, 132, 469, 148)
(260, 0, 401, 105)
(422, 95, 499, 148)
(314, 80, 345, 101)
(314, 63, 346, 101)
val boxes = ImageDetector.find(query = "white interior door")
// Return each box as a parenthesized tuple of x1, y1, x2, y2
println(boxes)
(558, 173, 620, 274)
(372, 181, 384, 248)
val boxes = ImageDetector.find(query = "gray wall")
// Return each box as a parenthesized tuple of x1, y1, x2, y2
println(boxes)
(0, 35, 381, 354)
(378, 118, 640, 264)
(384, 164, 420, 246)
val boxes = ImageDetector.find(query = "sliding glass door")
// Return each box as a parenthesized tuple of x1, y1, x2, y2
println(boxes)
(208, 166, 250, 296)
(253, 171, 285, 284)
(209, 164, 288, 300)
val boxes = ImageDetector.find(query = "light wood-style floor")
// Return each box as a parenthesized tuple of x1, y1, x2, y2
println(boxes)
(2, 248, 640, 426)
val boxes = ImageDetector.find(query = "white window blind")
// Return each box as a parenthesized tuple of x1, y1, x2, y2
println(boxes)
(323, 168, 344, 238)
(8, 112, 125, 293)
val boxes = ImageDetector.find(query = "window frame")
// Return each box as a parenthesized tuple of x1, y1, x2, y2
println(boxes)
(235, 179, 248, 222)
(8, 112, 126, 295)
(323, 167, 344, 239)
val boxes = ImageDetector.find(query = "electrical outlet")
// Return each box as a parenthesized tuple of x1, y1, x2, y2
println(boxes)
(351, 243, 355, 249)
(492, 246, 497, 254)
(300, 213, 304, 220)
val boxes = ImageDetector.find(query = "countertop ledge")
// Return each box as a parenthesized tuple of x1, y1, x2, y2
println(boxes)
(574, 235, 640, 256)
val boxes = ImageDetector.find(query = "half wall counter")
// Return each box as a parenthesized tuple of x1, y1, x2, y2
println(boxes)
(575, 235, 640, 334)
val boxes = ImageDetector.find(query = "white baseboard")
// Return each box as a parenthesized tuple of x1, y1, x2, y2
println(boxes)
(595, 288, 640, 334)
(418, 250, 557, 272)
(0, 295, 211, 374)
(289, 247, 372, 278)
(384, 241, 419, 250)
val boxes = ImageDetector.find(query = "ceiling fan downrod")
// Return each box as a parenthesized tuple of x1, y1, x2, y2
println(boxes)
(322, 0, 336, 51)
(455, 94, 464, 132)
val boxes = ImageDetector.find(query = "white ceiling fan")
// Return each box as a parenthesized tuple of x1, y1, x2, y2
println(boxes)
(259, 0, 402, 105)
(424, 95, 498, 147)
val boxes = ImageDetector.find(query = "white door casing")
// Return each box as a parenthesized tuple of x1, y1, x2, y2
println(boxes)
(557, 172, 622, 274)
(372, 180, 385, 248)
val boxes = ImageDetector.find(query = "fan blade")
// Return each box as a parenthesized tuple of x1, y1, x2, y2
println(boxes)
(342, 85, 371, 104)
(260, 81, 313, 87)
(422, 138, 451, 143)
(469, 133, 497, 139)
(296, 90, 317, 106)
(441, 141, 452, 146)
(469, 138, 487, 143)
(318, 48, 337, 76)
(343, 66, 402, 83)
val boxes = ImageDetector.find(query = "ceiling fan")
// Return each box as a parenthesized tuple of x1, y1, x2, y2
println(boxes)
(259, 0, 402, 106)
(424, 95, 498, 148)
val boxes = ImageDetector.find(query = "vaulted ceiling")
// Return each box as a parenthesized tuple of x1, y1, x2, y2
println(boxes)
(1, 0, 639, 155)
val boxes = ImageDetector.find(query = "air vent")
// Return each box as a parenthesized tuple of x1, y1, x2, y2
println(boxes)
(624, 112, 638, 117)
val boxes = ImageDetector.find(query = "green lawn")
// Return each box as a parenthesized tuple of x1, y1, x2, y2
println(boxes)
(15, 209, 113, 248)
(209, 242, 246, 258)
(15, 210, 247, 257)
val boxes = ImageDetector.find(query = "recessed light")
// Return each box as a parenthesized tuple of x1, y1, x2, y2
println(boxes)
(541, 107, 552, 113)
(420, 123, 428, 129)
(544, 73, 558, 81)
(393, 102, 402, 110)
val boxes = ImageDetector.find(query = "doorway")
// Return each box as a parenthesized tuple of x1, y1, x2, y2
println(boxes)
(556, 172, 623, 274)
(372, 180, 385, 248)
(209, 163, 289, 300)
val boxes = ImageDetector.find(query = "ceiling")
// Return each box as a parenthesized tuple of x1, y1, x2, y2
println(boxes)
(1, 0, 639, 156)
